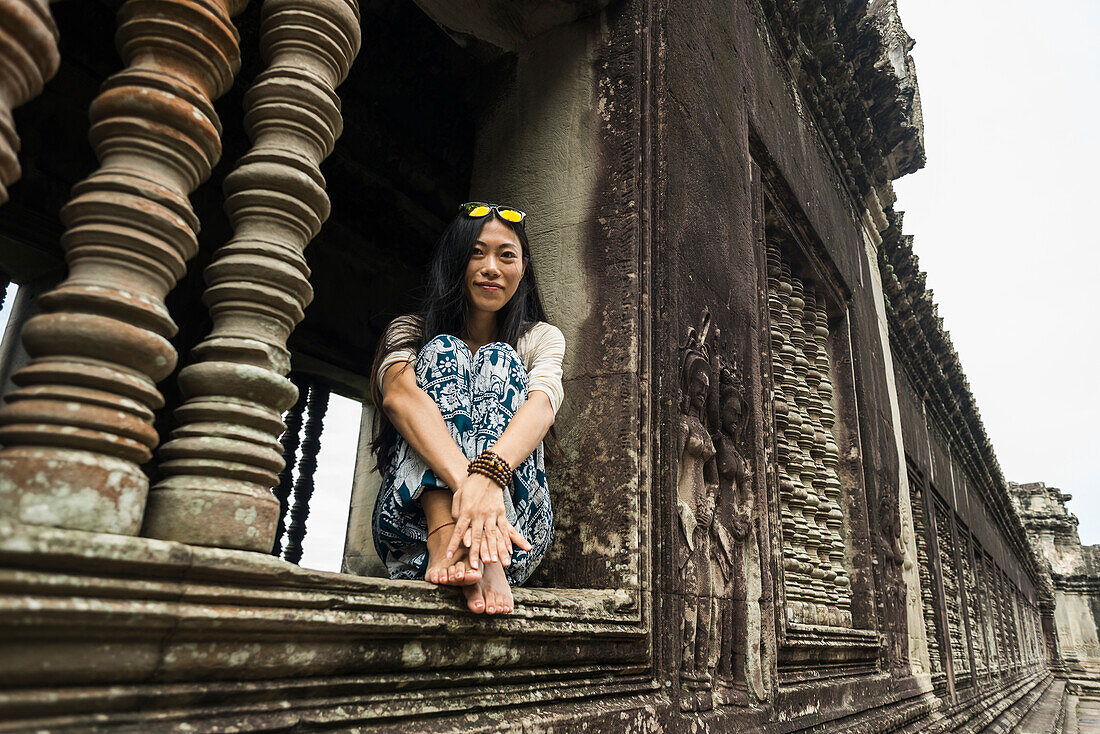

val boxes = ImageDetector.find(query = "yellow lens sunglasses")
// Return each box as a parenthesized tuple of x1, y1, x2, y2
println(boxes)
(460, 201, 526, 224)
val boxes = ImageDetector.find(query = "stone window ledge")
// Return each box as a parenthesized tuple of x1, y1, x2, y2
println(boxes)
(777, 624, 883, 684)
(0, 520, 647, 700)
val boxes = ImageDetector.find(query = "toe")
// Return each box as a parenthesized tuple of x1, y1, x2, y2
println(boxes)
(463, 584, 486, 614)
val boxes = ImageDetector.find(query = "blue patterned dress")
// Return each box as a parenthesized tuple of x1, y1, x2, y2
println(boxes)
(372, 334, 554, 585)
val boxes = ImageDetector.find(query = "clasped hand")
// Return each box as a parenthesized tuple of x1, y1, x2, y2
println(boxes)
(446, 472, 532, 570)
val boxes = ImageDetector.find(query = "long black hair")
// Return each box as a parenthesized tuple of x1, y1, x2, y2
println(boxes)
(369, 210, 555, 471)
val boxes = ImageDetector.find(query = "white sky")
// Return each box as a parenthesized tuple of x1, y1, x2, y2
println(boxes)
(893, 0, 1100, 542)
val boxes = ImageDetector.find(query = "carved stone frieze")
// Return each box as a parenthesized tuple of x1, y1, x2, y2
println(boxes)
(909, 477, 943, 677)
(933, 503, 968, 677)
(0, 0, 249, 534)
(143, 0, 361, 550)
(0, 0, 59, 204)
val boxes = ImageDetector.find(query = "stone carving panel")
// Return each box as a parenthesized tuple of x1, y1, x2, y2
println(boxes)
(765, 242, 852, 628)
(676, 309, 764, 711)
(908, 476, 943, 677)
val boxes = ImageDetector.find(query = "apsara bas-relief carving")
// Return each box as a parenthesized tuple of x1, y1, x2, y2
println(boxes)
(676, 308, 765, 711)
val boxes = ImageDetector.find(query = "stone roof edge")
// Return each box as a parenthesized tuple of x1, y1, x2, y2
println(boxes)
(758, 0, 926, 209)
(878, 211, 1054, 601)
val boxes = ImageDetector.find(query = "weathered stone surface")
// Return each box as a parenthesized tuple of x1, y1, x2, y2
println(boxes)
(0, 519, 646, 727)
(1013, 481, 1100, 684)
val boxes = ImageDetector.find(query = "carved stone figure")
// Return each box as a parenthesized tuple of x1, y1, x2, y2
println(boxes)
(677, 310, 766, 710)
(710, 359, 759, 705)
(676, 308, 719, 711)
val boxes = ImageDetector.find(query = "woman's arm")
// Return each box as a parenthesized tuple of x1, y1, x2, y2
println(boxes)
(446, 391, 554, 568)
(488, 391, 555, 469)
(380, 362, 469, 492)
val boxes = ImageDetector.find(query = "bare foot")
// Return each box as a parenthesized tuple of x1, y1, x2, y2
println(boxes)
(425, 527, 481, 587)
(462, 561, 514, 614)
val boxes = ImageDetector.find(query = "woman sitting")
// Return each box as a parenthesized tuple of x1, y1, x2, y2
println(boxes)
(370, 202, 564, 615)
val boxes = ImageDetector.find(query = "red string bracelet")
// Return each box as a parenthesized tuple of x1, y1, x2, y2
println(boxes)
(427, 521, 455, 539)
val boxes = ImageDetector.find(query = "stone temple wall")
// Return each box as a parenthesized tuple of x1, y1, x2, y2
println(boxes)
(1012, 481, 1100, 682)
(0, 0, 1067, 730)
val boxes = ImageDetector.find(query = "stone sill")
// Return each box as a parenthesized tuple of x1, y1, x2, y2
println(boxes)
(0, 521, 648, 691)
(781, 623, 882, 655)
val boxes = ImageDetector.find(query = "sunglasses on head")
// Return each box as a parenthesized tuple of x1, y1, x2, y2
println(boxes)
(459, 201, 526, 224)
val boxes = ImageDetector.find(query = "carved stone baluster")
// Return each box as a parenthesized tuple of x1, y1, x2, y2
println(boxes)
(800, 289, 828, 623)
(989, 555, 1004, 670)
(282, 383, 328, 564)
(787, 271, 818, 622)
(960, 534, 985, 673)
(0, 0, 248, 534)
(771, 253, 806, 623)
(774, 255, 809, 625)
(813, 291, 851, 626)
(0, 0, 59, 205)
(270, 375, 307, 556)
(935, 503, 968, 675)
(142, 0, 361, 550)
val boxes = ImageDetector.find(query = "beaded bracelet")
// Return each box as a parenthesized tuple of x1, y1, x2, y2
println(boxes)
(468, 457, 510, 488)
(467, 449, 513, 489)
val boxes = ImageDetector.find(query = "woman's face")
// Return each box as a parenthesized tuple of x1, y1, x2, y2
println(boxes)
(464, 217, 526, 316)
(690, 369, 709, 414)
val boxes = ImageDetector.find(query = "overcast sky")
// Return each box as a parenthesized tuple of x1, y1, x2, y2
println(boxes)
(893, 0, 1100, 542)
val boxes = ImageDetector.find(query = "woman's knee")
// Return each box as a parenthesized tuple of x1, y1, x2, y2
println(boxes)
(419, 333, 468, 357)
(416, 334, 473, 376)
(473, 342, 527, 379)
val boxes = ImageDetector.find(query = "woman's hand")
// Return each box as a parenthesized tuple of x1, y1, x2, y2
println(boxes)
(447, 473, 531, 570)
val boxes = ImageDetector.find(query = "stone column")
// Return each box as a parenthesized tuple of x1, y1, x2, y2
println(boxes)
(142, 0, 361, 551)
(0, 0, 248, 534)
(0, 0, 59, 205)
